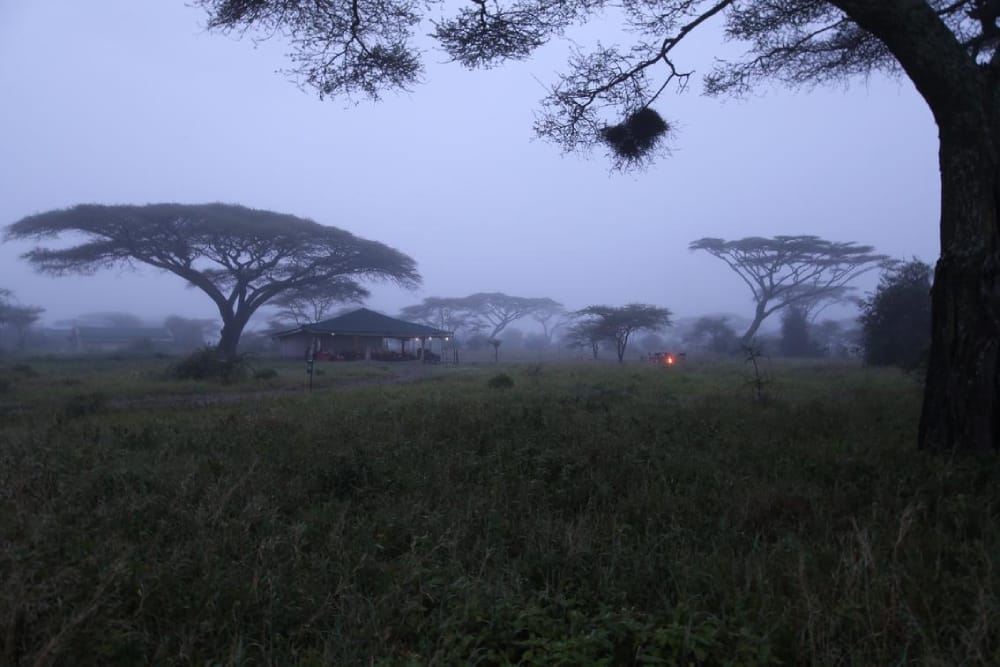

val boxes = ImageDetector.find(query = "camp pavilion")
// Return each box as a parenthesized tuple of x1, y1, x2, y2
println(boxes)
(272, 308, 453, 362)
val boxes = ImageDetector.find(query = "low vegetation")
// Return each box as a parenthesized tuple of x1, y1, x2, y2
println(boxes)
(1, 358, 997, 664)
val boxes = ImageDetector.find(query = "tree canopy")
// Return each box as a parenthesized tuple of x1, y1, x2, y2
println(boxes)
(269, 280, 370, 326)
(196, 1, 999, 166)
(690, 235, 886, 346)
(683, 315, 740, 356)
(193, 1, 1000, 449)
(0, 289, 44, 352)
(6, 203, 420, 359)
(860, 259, 933, 369)
(574, 303, 673, 362)
(401, 293, 561, 340)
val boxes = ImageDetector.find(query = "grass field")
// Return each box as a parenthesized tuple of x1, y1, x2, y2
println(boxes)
(1, 356, 997, 665)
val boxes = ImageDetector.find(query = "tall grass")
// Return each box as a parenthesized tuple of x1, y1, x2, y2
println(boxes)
(1, 361, 997, 664)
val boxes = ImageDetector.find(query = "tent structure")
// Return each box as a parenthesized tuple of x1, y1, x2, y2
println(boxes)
(272, 308, 452, 361)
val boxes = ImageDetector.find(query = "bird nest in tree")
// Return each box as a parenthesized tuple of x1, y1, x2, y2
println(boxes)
(601, 108, 669, 162)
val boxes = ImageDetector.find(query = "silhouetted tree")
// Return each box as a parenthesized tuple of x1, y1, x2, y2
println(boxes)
(269, 280, 369, 325)
(0, 289, 44, 351)
(684, 316, 740, 356)
(575, 304, 673, 363)
(488, 338, 502, 363)
(198, 0, 1000, 449)
(399, 297, 473, 335)
(690, 236, 886, 347)
(780, 306, 820, 358)
(860, 259, 933, 369)
(454, 293, 559, 340)
(6, 203, 419, 360)
(529, 300, 567, 345)
(563, 320, 605, 360)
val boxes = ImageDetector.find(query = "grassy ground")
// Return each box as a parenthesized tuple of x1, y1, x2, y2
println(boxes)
(1, 357, 997, 665)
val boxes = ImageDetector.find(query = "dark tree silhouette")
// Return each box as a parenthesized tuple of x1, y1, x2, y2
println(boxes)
(780, 306, 820, 358)
(860, 259, 933, 368)
(563, 319, 605, 360)
(458, 293, 562, 340)
(399, 296, 474, 335)
(575, 304, 673, 363)
(269, 280, 370, 325)
(529, 299, 567, 345)
(0, 289, 44, 351)
(6, 203, 420, 360)
(690, 236, 886, 347)
(197, 0, 1000, 450)
(684, 316, 740, 356)
(408, 293, 560, 340)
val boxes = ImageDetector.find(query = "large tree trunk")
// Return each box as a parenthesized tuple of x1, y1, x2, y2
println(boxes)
(215, 310, 252, 361)
(918, 113, 1000, 452)
(740, 302, 768, 348)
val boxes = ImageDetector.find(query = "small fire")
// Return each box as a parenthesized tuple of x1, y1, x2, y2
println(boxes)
(665, 355, 675, 365)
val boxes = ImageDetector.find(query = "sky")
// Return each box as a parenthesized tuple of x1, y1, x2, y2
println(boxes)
(0, 1, 941, 333)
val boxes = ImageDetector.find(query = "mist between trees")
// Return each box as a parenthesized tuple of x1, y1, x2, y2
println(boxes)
(4, 202, 926, 373)
(190, 0, 999, 452)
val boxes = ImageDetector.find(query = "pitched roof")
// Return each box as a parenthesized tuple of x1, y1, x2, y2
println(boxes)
(274, 308, 450, 339)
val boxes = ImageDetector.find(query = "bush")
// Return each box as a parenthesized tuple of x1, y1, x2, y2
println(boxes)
(61, 392, 108, 419)
(171, 347, 250, 383)
(254, 368, 279, 380)
(11, 363, 38, 377)
(860, 259, 932, 369)
(488, 373, 514, 389)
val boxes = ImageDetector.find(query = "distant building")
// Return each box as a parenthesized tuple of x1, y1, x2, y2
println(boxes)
(69, 326, 174, 353)
(271, 308, 451, 360)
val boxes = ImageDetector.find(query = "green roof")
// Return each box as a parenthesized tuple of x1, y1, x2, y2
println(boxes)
(275, 308, 450, 339)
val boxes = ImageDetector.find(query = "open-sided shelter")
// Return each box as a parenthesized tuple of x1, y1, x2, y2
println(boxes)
(272, 308, 452, 360)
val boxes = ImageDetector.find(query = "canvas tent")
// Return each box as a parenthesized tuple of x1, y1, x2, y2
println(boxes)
(272, 308, 452, 360)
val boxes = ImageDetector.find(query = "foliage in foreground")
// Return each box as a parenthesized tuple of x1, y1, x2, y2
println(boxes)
(1, 363, 997, 665)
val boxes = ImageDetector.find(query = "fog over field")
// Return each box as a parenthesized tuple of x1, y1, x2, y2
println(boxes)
(0, 0, 939, 329)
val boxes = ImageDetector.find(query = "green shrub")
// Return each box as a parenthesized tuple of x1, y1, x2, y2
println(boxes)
(171, 346, 249, 383)
(61, 391, 108, 418)
(11, 363, 38, 377)
(487, 372, 514, 389)
(254, 368, 279, 380)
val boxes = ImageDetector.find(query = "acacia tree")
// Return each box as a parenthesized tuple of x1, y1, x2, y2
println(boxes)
(456, 293, 559, 339)
(575, 304, 673, 363)
(5, 203, 420, 359)
(463, 293, 556, 339)
(690, 236, 886, 346)
(563, 319, 605, 359)
(399, 296, 473, 335)
(198, 0, 1000, 451)
(529, 299, 568, 345)
(0, 289, 44, 351)
(684, 315, 740, 355)
(269, 279, 370, 325)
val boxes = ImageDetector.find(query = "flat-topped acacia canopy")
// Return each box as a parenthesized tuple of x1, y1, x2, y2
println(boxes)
(6, 203, 421, 359)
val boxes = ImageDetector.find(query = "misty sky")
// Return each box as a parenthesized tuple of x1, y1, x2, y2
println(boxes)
(0, 1, 940, 331)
